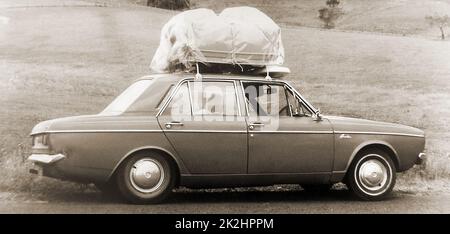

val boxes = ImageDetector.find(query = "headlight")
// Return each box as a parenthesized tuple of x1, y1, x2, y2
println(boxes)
(32, 134, 48, 148)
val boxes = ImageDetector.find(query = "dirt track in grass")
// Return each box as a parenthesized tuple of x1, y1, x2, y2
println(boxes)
(1, 188, 449, 213)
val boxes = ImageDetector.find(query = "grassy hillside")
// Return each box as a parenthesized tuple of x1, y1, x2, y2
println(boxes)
(80, 0, 450, 37)
(1, 2, 449, 195)
(77, 0, 450, 37)
(191, 0, 450, 38)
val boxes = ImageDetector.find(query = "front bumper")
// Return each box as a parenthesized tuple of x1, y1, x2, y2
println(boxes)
(415, 152, 426, 165)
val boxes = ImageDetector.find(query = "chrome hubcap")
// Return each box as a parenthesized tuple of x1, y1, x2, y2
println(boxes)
(358, 159, 388, 191)
(129, 159, 164, 193)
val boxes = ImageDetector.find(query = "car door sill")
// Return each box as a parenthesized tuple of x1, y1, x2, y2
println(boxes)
(180, 173, 331, 188)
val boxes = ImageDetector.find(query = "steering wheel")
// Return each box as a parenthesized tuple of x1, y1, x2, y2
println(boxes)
(278, 105, 289, 115)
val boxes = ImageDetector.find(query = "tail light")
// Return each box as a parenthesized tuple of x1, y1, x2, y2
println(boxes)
(32, 134, 49, 149)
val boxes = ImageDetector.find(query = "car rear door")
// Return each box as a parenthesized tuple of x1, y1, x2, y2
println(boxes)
(157, 79, 248, 174)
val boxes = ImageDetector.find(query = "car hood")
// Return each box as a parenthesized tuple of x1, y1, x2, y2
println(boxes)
(30, 114, 160, 135)
(325, 116, 424, 137)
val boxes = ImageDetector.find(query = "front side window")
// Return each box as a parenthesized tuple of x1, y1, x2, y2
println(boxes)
(101, 79, 154, 116)
(243, 83, 289, 117)
(243, 82, 312, 117)
(285, 88, 312, 117)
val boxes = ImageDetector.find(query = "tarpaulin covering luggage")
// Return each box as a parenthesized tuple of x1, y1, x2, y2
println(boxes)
(150, 7, 285, 73)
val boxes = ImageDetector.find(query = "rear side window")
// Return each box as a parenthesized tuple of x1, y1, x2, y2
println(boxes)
(156, 84, 174, 110)
(161, 82, 191, 116)
(100, 80, 154, 116)
(161, 81, 239, 117)
(190, 81, 238, 116)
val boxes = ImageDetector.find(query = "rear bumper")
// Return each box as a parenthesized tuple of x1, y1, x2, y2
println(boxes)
(27, 153, 66, 176)
(26, 153, 109, 183)
(415, 152, 426, 165)
(28, 153, 66, 164)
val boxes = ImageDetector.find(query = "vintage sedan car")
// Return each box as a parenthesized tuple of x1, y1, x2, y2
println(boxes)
(28, 73, 426, 203)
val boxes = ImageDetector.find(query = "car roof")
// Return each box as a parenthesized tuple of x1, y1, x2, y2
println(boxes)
(135, 73, 287, 83)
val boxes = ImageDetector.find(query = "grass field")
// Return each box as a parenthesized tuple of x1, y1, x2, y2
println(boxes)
(198, 0, 450, 39)
(94, 0, 450, 38)
(0, 1, 449, 195)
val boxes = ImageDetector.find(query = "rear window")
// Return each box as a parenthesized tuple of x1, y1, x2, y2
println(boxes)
(100, 80, 154, 116)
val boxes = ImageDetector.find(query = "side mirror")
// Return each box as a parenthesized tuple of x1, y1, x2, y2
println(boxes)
(313, 108, 322, 121)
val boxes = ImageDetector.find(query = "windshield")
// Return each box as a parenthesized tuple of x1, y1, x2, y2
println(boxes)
(100, 79, 154, 116)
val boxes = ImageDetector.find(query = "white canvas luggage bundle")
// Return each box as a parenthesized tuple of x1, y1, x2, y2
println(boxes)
(150, 7, 285, 73)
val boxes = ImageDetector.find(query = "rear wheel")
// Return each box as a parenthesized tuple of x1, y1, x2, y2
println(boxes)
(347, 149, 396, 201)
(117, 152, 175, 204)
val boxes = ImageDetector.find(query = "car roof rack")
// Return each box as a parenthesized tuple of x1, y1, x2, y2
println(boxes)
(187, 63, 290, 79)
(254, 65, 291, 79)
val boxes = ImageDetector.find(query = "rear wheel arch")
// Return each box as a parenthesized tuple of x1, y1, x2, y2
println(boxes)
(108, 147, 181, 187)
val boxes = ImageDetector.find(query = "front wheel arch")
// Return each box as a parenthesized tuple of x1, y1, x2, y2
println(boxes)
(346, 143, 400, 173)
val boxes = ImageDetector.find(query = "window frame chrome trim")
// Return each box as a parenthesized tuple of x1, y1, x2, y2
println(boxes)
(158, 77, 244, 118)
(162, 130, 247, 133)
(156, 78, 188, 117)
(42, 130, 164, 134)
(240, 80, 317, 118)
(283, 82, 317, 115)
(239, 80, 250, 117)
(282, 84, 294, 117)
(189, 79, 241, 117)
(155, 84, 175, 110)
(233, 80, 242, 117)
(249, 130, 333, 134)
(156, 77, 318, 118)
(186, 81, 194, 116)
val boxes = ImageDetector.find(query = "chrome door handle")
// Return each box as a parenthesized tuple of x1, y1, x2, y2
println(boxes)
(249, 122, 264, 130)
(165, 121, 184, 129)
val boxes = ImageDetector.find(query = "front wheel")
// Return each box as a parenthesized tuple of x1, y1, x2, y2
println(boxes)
(347, 149, 396, 201)
(117, 152, 175, 204)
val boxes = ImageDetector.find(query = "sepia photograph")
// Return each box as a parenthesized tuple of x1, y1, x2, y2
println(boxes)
(0, 0, 449, 221)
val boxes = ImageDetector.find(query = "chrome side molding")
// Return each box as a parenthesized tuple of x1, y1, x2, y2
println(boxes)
(339, 134, 352, 139)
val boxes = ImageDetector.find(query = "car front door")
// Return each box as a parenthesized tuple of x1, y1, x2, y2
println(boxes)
(243, 81, 334, 175)
(157, 79, 248, 174)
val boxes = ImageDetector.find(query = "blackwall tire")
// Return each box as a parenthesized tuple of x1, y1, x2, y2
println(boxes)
(347, 149, 396, 201)
(117, 152, 175, 204)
